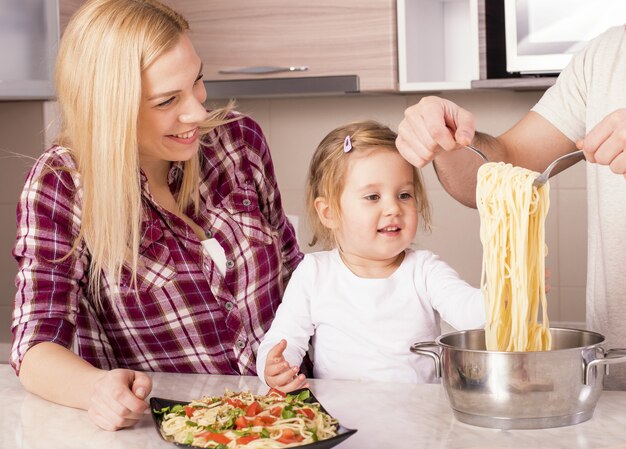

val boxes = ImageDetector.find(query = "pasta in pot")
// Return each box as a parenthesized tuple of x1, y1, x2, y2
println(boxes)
(477, 162, 551, 352)
(156, 389, 338, 448)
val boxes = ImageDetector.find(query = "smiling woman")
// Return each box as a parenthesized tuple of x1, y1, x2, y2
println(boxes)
(10, 0, 301, 432)
(138, 36, 208, 169)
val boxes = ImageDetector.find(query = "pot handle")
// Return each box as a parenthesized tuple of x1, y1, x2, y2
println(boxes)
(410, 341, 442, 378)
(584, 348, 626, 385)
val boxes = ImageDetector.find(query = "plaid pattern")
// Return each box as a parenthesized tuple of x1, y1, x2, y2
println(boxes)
(10, 114, 302, 375)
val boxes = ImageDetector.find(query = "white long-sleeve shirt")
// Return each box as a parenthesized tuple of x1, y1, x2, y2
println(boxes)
(256, 248, 485, 385)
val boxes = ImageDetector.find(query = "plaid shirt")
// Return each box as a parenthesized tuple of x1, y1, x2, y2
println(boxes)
(11, 114, 302, 375)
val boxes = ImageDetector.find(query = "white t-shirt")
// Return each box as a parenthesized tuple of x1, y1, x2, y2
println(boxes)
(256, 248, 485, 385)
(532, 25, 626, 390)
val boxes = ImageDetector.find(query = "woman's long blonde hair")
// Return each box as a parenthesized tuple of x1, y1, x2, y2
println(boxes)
(306, 120, 431, 249)
(55, 0, 232, 302)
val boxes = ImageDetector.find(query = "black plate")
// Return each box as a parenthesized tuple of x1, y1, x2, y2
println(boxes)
(150, 388, 357, 449)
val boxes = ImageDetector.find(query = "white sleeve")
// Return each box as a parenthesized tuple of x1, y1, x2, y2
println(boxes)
(420, 252, 486, 330)
(256, 258, 315, 386)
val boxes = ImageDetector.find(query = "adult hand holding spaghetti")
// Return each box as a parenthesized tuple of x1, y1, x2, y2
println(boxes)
(396, 96, 477, 168)
(576, 108, 626, 179)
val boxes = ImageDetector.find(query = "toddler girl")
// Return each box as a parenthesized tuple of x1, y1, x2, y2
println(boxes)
(256, 120, 485, 391)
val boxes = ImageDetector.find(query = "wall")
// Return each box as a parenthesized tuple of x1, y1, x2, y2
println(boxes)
(0, 90, 588, 363)
(0, 101, 48, 361)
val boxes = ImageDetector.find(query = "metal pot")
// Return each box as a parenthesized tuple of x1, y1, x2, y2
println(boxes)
(410, 327, 626, 429)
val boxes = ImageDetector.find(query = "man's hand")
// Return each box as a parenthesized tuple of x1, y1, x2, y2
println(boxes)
(396, 96, 476, 167)
(578, 108, 626, 179)
(263, 339, 308, 393)
(87, 369, 152, 431)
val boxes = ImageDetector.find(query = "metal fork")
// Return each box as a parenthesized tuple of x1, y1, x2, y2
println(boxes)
(532, 150, 585, 187)
(465, 144, 489, 162)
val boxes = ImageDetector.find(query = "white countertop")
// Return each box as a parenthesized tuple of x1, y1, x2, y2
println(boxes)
(2, 364, 626, 449)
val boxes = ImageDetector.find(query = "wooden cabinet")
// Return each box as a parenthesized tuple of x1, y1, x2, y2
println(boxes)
(172, 0, 397, 95)
(58, 0, 552, 95)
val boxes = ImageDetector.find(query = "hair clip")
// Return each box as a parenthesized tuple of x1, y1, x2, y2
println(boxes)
(343, 135, 352, 153)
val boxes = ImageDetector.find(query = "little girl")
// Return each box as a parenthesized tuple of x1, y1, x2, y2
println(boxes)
(256, 120, 485, 391)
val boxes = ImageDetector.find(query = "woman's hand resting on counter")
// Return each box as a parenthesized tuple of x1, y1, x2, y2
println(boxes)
(18, 342, 152, 431)
(88, 368, 152, 431)
(263, 339, 309, 393)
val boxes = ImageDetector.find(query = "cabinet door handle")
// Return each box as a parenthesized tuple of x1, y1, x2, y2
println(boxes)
(218, 66, 309, 75)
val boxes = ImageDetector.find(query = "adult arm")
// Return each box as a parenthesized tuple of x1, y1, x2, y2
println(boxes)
(11, 149, 150, 430)
(19, 342, 151, 431)
(396, 97, 578, 208)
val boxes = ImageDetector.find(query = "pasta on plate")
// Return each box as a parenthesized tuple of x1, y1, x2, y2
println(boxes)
(155, 389, 338, 448)
(477, 162, 551, 352)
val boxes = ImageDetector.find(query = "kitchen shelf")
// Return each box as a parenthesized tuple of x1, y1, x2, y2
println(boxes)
(398, 0, 479, 92)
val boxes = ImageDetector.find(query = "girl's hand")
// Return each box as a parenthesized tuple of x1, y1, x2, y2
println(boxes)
(87, 369, 152, 431)
(264, 339, 308, 393)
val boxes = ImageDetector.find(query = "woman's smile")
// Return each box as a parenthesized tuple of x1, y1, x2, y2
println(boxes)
(167, 127, 199, 145)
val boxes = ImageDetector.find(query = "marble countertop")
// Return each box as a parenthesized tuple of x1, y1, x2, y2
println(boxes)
(2, 364, 626, 449)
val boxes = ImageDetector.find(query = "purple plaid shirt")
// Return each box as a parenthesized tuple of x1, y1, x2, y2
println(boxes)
(11, 114, 302, 375)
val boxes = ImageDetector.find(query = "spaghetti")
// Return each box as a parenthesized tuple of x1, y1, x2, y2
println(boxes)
(156, 389, 338, 448)
(477, 162, 551, 352)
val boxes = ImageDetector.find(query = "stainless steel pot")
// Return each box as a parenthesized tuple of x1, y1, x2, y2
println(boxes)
(410, 327, 626, 429)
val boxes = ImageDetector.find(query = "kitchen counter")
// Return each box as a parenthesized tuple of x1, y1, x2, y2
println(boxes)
(1, 364, 626, 449)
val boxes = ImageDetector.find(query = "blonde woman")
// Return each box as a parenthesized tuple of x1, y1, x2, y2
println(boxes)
(10, 0, 301, 430)
(256, 121, 485, 392)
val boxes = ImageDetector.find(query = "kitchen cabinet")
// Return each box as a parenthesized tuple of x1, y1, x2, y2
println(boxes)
(173, 0, 397, 97)
(397, 0, 479, 91)
(183, 0, 482, 95)
(58, 0, 396, 95)
(57, 0, 554, 96)
(0, 0, 59, 100)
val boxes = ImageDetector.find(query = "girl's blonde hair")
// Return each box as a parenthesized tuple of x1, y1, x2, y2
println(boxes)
(306, 120, 431, 249)
(55, 0, 233, 302)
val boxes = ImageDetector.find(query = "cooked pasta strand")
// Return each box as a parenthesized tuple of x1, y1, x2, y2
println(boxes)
(477, 162, 551, 352)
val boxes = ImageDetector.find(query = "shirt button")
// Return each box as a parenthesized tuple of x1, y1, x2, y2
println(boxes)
(242, 199, 252, 207)
(225, 301, 234, 311)
(205, 230, 213, 239)
(226, 259, 235, 269)
(236, 340, 245, 349)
